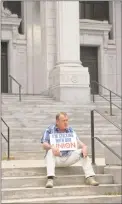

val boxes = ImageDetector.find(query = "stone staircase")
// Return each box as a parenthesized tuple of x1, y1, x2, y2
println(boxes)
(1, 160, 122, 203)
(1, 94, 122, 203)
(1, 94, 121, 160)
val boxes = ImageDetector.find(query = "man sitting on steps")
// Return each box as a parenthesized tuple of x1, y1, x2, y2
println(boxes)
(41, 112, 99, 188)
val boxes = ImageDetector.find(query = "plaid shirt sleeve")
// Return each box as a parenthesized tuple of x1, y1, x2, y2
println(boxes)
(41, 128, 51, 144)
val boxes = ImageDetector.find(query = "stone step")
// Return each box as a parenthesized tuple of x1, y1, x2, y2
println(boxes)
(2, 174, 113, 189)
(2, 195, 122, 204)
(2, 131, 121, 137)
(2, 99, 121, 103)
(2, 106, 120, 110)
(1, 145, 119, 155)
(94, 99, 121, 103)
(2, 115, 121, 119)
(2, 134, 121, 140)
(2, 140, 120, 159)
(1, 121, 120, 127)
(2, 113, 121, 119)
(2, 95, 54, 99)
(104, 143, 122, 166)
(2, 132, 121, 138)
(2, 184, 122, 200)
(2, 115, 116, 120)
(2, 164, 105, 177)
(2, 113, 117, 117)
(2, 106, 120, 111)
(2, 129, 121, 135)
(3, 95, 120, 101)
(2, 114, 121, 120)
(104, 166, 122, 184)
(3, 99, 57, 102)
(2, 93, 121, 99)
(2, 123, 120, 128)
(1, 146, 120, 156)
(3, 121, 120, 126)
(2, 103, 93, 107)
(3, 119, 120, 125)
(2, 137, 121, 145)
(2, 151, 105, 160)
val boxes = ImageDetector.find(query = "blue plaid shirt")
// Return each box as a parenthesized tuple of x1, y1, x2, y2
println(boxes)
(41, 124, 79, 157)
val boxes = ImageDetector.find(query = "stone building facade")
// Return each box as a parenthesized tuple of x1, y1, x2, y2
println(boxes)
(1, 1, 122, 103)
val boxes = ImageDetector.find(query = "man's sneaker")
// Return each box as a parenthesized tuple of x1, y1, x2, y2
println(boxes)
(86, 176, 99, 186)
(46, 179, 53, 188)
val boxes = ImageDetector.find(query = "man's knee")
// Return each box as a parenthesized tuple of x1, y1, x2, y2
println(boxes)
(76, 149, 83, 156)
(46, 149, 54, 158)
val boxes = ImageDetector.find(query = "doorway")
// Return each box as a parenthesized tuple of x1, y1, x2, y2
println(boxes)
(80, 46, 99, 94)
(1, 42, 8, 93)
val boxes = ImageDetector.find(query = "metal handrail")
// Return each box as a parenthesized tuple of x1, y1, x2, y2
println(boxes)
(1, 118, 10, 160)
(91, 109, 122, 165)
(91, 81, 122, 98)
(9, 75, 22, 101)
(91, 81, 122, 115)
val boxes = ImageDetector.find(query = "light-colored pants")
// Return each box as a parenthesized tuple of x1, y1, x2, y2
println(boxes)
(45, 149, 95, 178)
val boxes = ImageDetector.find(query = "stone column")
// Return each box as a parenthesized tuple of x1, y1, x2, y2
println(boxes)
(49, 0, 90, 103)
(24, 1, 41, 94)
(115, 1, 121, 95)
(40, 0, 56, 95)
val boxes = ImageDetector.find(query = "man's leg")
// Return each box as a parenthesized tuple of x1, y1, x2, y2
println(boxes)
(74, 149, 99, 186)
(45, 149, 56, 188)
(45, 149, 80, 188)
(45, 149, 99, 187)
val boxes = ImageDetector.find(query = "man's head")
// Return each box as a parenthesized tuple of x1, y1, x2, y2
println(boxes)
(56, 112, 68, 131)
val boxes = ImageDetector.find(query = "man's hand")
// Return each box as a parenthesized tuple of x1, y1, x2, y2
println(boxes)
(82, 145, 88, 158)
(51, 147, 60, 156)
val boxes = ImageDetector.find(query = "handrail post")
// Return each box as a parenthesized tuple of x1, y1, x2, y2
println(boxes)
(19, 85, 21, 102)
(92, 83, 95, 102)
(9, 76, 12, 93)
(110, 91, 113, 115)
(8, 75, 22, 102)
(8, 127, 10, 160)
(1, 118, 10, 160)
(91, 110, 95, 165)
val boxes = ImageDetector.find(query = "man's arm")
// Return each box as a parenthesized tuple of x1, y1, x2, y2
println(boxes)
(42, 142, 52, 151)
(73, 131, 88, 157)
(41, 128, 60, 156)
(72, 129, 87, 148)
(77, 139, 87, 148)
(41, 128, 52, 150)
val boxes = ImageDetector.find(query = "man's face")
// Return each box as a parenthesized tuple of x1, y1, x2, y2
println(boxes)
(56, 114, 68, 131)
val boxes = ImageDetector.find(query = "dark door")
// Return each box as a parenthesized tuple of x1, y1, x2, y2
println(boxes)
(80, 46, 98, 94)
(79, 1, 109, 21)
(1, 42, 8, 93)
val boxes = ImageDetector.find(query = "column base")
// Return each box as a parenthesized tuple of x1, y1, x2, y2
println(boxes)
(49, 64, 90, 104)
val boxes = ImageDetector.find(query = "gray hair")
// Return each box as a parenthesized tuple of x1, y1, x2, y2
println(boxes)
(56, 112, 68, 120)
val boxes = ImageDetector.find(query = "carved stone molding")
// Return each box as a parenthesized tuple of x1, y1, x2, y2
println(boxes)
(49, 65, 90, 88)
(2, 2, 18, 18)
(1, 2, 22, 43)
(12, 26, 19, 40)
(80, 19, 112, 49)
(71, 75, 78, 84)
(80, 19, 112, 32)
